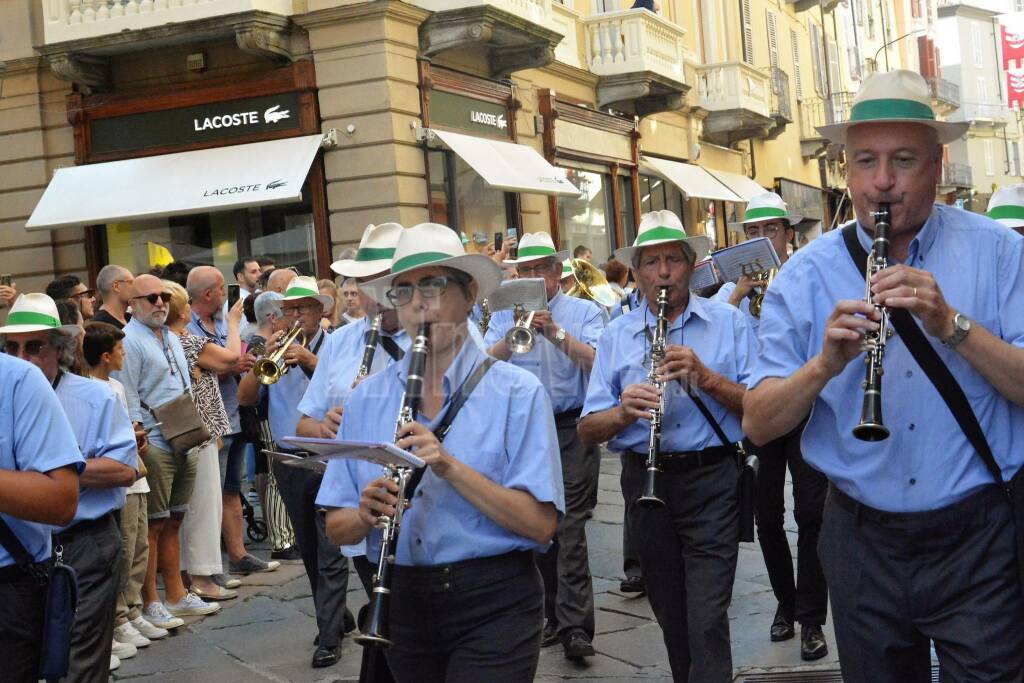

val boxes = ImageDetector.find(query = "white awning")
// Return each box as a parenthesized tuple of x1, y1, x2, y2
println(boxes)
(25, 134, 325, 231)
(427, 128, 580, 197)
(704, 168, 767, 202)
(640, 157, 741, 202)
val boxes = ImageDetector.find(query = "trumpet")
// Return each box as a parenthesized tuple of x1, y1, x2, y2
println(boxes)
(853, 203, 892, 442)
(637, 286, 669, 508)
(253, 323, 307, 385)
(354, 314, 383, 385)
(747, 268, 777, 318)
(505, 305, 537, 354)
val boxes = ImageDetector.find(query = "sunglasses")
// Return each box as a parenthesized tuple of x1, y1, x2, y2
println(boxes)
(386, 276, 454, 307)
(70, 289, 96, 300)
(4, 340, 47, 357)
(132, 292, 171, 305)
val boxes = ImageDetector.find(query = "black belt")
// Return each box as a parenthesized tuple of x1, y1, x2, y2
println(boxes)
(554, 407, 582, 428)
(828, 483, 1007, 529)
(625, 446, 732, 474)
(0, 558, 51, 583)
(53, 511, 115, 543)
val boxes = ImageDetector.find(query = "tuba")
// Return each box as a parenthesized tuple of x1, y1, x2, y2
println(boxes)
(504, 305, 537, 354)
(253, 323, 306, 385)
(637, 286, 669, 508)
(567, 258, 620, 307)
(853, 203, 892, 442)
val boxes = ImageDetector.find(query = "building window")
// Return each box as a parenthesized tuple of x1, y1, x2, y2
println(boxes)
(985, 139, 996, 176)
(428, 149, 510, 240)
(741, 0, 754, 65)
(619, 174, 637, 247)
(973, 23, 985, 68)
(790, 29, 804, 100)
(558, 168, 613, 264)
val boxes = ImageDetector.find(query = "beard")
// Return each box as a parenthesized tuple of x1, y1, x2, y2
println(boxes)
(136, 309, 168, 329)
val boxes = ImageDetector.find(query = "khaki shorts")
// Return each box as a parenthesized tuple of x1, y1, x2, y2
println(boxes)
(142, 444, 198, 519)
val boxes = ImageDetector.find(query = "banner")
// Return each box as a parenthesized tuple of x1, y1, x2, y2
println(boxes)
(1002, 20, 1024, 69)
(1008, 68, 1024, 109)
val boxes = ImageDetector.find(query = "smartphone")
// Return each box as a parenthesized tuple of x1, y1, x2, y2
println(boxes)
(506, 226, 518, 241)
(0, 274, 11, 287)
(494, 232, 503, 252)
(227, 284, 240, 309)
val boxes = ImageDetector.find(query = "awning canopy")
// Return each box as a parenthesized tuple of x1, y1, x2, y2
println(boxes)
(25, 134, 325, 232)
(640, 157, 741, 202)
(426, 128, 581, 197)
(704, 168, 767, 202)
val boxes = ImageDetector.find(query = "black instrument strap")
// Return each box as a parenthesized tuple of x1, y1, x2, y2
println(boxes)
(379, 335, 405, 362)
(299, 330, 326, 381)
(840, 223, 1003, 487)
(0, 517, 36, 566)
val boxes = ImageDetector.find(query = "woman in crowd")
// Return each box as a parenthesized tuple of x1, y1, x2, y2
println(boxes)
(318, 279, 343, 331)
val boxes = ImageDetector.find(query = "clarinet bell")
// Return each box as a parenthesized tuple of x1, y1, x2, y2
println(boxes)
(853, 393, 890, 442)
(636, 467, 665, 508)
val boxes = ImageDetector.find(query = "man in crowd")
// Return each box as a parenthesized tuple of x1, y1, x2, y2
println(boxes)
(93, 265, 134, 329)
(267, 268, 297, 295)
(234, 257, 262, 302)
(485, 232, 606, 661)
(986, 184, 1024, 236)
(47, 274, 95, 321)
(340, 277, 365, 324)
(573, 244, 592, 262)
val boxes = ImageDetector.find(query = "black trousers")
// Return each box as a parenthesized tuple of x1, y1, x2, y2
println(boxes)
(622, 453, 738, 683)
(751, 429, 828, 625)
(820, 484, 1024, 683)
(620, 452, 642, 581)
(0, 567, 46, 682)
(353, 554, 396, 683)
(53, 512, 121, 683)
(535, 418, 599, 640)
(386, 551, 543, 683)
(272, 459, 350, 649)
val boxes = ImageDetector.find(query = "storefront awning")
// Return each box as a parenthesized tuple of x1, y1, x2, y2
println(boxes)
(426, 128, 581, 197)
(640, 157, 741, 202)
(25, 134, 325, 232)
(703, 168, 766, 202)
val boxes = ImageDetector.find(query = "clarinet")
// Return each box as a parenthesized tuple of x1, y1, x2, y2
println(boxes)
(852, 203, 892, 442)
(637, 286, 669, 508)
(353, 314, 383, 386)
(356, 322, 430, 650)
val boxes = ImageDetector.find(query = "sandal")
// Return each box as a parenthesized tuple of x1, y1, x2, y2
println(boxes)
(191, 586, 238, 601)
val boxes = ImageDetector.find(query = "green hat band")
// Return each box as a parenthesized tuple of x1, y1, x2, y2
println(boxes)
(636, 225, 686, 245)
(849, 98, 935, 123)
(987, 204, 1024, 220)
(743, 206, 787, 221)
(6, 311, 59, 328)
(391, 251, 454, 275)
(517, 245, 557, 259)
(355, 247, 395, 262)
(286, 286, 320, 299)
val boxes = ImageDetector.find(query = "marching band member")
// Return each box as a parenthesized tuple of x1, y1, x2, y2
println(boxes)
(743, 70, 1024, 682)
(319, 223, 564, 683)
(578, 211, 752, 683)
(986, 183, 1024, 236)
(485, 232, 606, 660)
(713, 192, 829, 660)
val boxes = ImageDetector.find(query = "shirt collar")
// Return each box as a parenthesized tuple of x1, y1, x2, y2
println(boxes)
(396, 331, 483, 400)
(633, 293, 710, 338)
(128, 316, 167, 342)
(190, 310, 225, 338)
(855, 205, 939, 265)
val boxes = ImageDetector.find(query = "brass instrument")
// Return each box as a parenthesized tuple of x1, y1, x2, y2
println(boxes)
(354, 314, 383, 385)
(356, 323, 430, 650)
(253, 323, 307, 385)
(567, 258, 620, 307)
(478, 298, 491, 335)
(747, 268, 777, 318)
(853, 203, 892, 442)
(638, 286, 669, 508)
(505, 305, 537, 354)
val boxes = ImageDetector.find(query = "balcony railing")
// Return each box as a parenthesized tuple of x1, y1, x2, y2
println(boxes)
(954, 101, 1013, 126)
(414, 0, 551, 23)
(942, 162, 972, 188)
(582, 9, 686, 85)
(694, 61, 771, 116)
(549, 1, 583, 69)
(798, 92, 854, 138)
(42, 0, 296, 44)
(766, 66, 792, 122)
(927, 76, 960, 111)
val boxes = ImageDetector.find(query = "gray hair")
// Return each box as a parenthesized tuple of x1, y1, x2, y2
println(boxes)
(49, 328, 79, 371)
(254, 291, 284, 326)
(338, 248, 358, 261)
(97, 264, 131, 295)
(630, 241, 695, 270)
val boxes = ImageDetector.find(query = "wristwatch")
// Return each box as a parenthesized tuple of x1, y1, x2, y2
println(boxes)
(942, 311, 972, 350)
(554, 327, 567, 345)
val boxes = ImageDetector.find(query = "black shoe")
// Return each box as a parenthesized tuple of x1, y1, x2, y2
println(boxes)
(343, 608, 356, 635)
(619, 576, 646, 595)
(562, 630, 595, 661)
(800, 624, 828, 661)
(541, 620, 560, 647)
(312, 644, 340, 668)
(770, 604, 795, 642)
(270, 545, 303, 563)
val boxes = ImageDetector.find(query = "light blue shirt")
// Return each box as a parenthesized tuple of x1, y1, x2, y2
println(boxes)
(483, 290, 606, 413)
(582, 295, 753, 453)
(609, 288, 641, 321)
(55, 373, 137, 526)
(298, 318, 410, 422)
(0, 356, 84, 567)
(712, 281, 759, 335)
(315, 338, 565, 566)
(751, 205, 1024, 512)
(113, 317, 192, 453)
(188, 312, 240, 434)
(265, 328, 326, 444)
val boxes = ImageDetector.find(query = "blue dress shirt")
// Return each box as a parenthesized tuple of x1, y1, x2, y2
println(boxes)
(315, 338, 566, 566)
(712, 281, 759, 335)
(751, 205, 1024, 512)
(55, 373, 137, 526)
(113, 318, 192, 453)
(484, 290, 606, 413)
(264, 328, 326, 444)
(582, 295, 754, 453)
(188, 313, 240, 434)
(0, 356, 84, 567)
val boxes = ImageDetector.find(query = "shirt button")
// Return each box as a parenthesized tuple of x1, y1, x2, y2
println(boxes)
(442, 567, 450, 575)
(443, 582, 451, 590)
(417, 491, 423, 497)
(415, 538, 422, 545)
(909, 424, 915, 431)
(909, 478, 916, 485)
(905, 370, 913, 378)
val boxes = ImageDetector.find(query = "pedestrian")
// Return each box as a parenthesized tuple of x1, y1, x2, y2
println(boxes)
(318, 278, 343, 331)
(233, 257, 262, 301)
(92, 265, 134, 328)
(340, 277, 366, 323)
(46, 274, 95, 321)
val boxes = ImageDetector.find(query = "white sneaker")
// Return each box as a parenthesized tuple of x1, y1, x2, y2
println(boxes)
(143, 601, 186, 630)
(114, 621, 151, 648)
(132, 614, 171, 639)
(111, 637, 137, 660)
(166, 591, 221, 617)
(110, 654, 120, 671)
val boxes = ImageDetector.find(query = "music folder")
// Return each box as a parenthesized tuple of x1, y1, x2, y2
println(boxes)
(710, 237, 781, 282)
(273, 437, 426, 470)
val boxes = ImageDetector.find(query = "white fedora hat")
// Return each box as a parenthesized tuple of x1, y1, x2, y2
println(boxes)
(362, 223, 502, 305)
(0, 293, 82, 335)
(330, 222, 404, 278)
(560, 259, 574, 280)
(728, 191, 802, 229)
(817, 69, 968, 145)
(986, 184, 1024, 228)
(273, 276, 334, 311)
(503, 231, 569, 265)
(614, 210, 711, 264)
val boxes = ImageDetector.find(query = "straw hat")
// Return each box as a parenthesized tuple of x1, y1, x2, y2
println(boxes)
(728, 191, 802, 228)
(274, 276, 334, 311)
(614, 210, 711, 264)
(986, 184, 1024, 229)
(330, 222, 403, 278)
(817, 69, 969, 145)
(362, 223, 502, 305)
(0, 293, 82, 335)
(560, 259, 574, 280)
(503, 231, 569, 265)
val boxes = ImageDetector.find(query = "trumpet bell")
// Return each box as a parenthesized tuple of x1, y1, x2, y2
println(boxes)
(252, 324, 306, 385)
(568, 258, 620, 307)
(505, 309, 536, 354)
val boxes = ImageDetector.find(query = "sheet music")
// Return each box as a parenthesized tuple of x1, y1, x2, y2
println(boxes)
(710, 237, 780, 282)
(488, 278, 548, 312)
(689, 259, 720, 291)
(277, 437, 425, 469)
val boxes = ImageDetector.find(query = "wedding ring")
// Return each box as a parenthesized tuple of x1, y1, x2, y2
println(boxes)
(913, 287, 918, 297)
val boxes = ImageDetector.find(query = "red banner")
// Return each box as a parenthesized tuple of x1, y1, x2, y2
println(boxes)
(1008, 68, 1024, 109)
(1002, 22, 1024, 68)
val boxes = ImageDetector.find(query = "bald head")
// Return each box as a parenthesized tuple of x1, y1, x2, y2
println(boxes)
(132, 274, 163, 298)
(185, 266, 225, 317)
(267, 268, 296, 294)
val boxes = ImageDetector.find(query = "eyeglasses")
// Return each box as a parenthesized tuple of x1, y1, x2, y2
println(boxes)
(70, 289, 96, 300)
(518, 261, 556, 278)
(4, 340, 47, 357)
(111, 279, 133, 288)
(132, 292, 171, 305)
(281, 303, 319, 316)
(743, 223, 783, 239)
(386, 276, 453, 307)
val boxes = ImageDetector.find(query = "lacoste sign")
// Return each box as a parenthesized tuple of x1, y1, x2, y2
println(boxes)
(193, 105, 292, 131)
(469, 110, 507, 130)
(202, 179, 287, 197)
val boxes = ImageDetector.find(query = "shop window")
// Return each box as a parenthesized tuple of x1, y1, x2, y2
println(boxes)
(428, 149, 509, 240)
(638, 174, 684, 219)
(558, 168, 613, 264)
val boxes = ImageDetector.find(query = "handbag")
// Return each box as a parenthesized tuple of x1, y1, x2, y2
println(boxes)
(142, 341, 209, 456)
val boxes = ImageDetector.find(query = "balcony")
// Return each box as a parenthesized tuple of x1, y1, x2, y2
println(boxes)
(782, 0, 841, 11)
(764, 66, 793, 140)
(797, 92, 852, 158)
(581, 9, 689, 117)
(694, 61, 773, 146)
(939, 162, 972, 191)
(927, 76, 960, 115)
(951, 101, 1013, 128)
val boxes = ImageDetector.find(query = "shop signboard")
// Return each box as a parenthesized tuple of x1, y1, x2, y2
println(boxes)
(778, 178, 825, 223)
(430, 90, 513, 140)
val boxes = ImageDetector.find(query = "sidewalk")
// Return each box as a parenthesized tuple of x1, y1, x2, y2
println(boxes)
(113, 450, 839, 682)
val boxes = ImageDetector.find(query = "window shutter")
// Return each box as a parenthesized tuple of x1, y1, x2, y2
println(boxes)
(827, 38, 841, 93)
(810, 20, 824, 96)
(766, 11, 779, 70)
(985, 139, 995, 176)
(973, 23, 985, 67)
(741, 0, 754, 65)
(791, 28, 803, 100)
(978, 75, 988, 102)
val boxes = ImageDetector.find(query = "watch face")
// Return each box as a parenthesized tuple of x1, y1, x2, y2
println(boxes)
(956, 314, 971, 332)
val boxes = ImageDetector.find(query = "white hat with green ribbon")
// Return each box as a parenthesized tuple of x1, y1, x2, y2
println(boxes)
(503, 231, 569, 265)
(986, 184, 1024, 229)
(614, 210, 711, 265)
(817, 69, 969, 145)
(330, 222, 404, 278)
(362, 223, 502, 305)
(729, 191, 802, 229)
(560, 259, 574, 280)
(274, 275, 334, 311)
(0, 293, 82, 335)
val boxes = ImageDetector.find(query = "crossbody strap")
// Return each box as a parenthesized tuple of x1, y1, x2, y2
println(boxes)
(840, 223, 1003, 487)
(300, 331, 326, 381)
(379, 335, 405, 362)
(0, 517, 36, 566)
